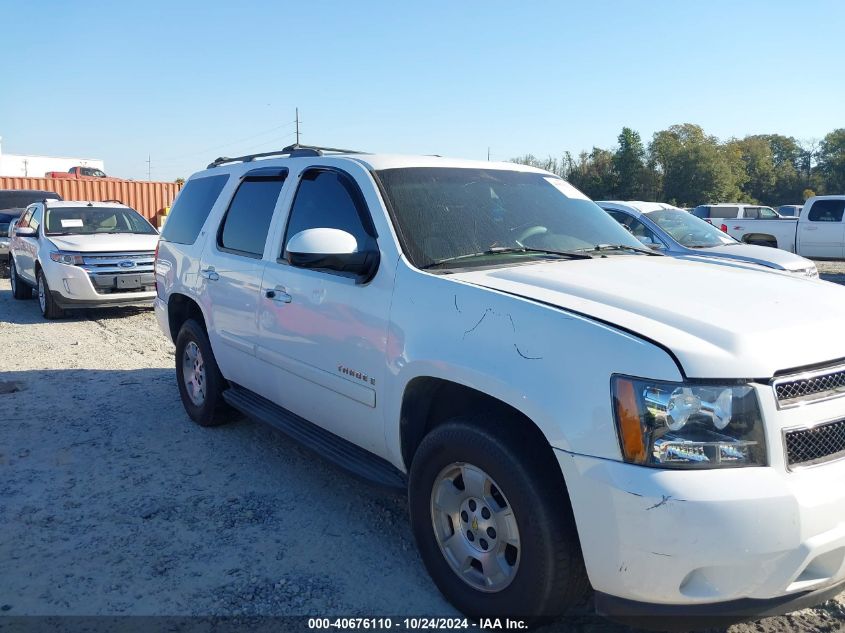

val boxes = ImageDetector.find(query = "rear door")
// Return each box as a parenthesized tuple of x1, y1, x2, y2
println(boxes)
(197, 168, 288, 387)
(798, 199, 845, 258)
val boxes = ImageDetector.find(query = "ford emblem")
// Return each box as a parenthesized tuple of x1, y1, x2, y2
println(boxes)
(118, 260, 136, 268)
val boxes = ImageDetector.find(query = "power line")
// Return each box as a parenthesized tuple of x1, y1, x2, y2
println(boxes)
(156, 120, 297, 163)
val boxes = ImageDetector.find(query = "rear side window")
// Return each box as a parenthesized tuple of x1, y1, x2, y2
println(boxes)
(710, 206, 739, 219)
(744, 207, 761, 219)
(807, 199, 845, 223)
(160, 175, 228, 245)
(218, 175, 286, 257)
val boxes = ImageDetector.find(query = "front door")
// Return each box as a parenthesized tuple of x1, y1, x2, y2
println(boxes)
(198, 170, 288, 387)
(799, 199, 845, 258)
(255, 166, 392, 456)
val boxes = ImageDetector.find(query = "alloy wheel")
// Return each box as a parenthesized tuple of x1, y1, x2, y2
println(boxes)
(182, 341, 206, 406)
(430, 462, 521, 592)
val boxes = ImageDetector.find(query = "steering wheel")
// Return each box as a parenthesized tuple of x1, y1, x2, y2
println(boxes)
(515, 225, 548, 246)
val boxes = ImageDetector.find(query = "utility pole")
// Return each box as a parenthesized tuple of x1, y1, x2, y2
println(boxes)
(23, 159, 28, 177)
(146, 155, 151, 181)
(295, 108, 300, 145)
(487, 147, 490, 161)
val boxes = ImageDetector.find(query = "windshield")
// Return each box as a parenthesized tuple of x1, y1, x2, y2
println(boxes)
(44, 207, 158, 236)
(376, 167, 644, 269)
(0, 191, 61, 210)
(647, 209, 736, 248)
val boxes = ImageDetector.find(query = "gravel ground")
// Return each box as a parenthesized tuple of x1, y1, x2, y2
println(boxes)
(1, 270, 844, 633)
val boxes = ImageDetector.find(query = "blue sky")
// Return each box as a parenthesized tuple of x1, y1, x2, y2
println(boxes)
(1, 0, 843, 181)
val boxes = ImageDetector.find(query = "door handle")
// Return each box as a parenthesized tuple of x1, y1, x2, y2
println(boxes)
(804, 226, 819, 231)
(200, 267, 219, 281)
(265, 287, 292, 303)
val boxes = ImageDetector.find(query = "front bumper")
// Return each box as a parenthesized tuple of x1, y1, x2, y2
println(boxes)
(42, 259, 155, 307)
(557, 449, 845, 613)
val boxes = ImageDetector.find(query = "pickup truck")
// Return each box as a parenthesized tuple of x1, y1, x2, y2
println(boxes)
(45, 166, 114, 180)
(155, 146, 845, 626)
(715, 196, 845, 258)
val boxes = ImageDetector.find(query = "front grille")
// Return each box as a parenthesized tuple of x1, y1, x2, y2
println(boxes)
(774, 365, 845, 407)
(785, 418, 845, 468)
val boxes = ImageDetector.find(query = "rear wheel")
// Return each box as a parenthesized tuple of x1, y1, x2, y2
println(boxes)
(37, 270, 65, 319)
(175, 318, 230, 426)
(10, 258, 32, 300)
(409, 416, 590, 623)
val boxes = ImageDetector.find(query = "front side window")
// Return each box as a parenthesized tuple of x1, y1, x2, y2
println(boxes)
(648, 210, 735, 248)
(44, 206, 158, 235)
(218, 176, 286, 257)
(282, 169, 375, 257)
(759, 207, 779, 219)
(807, 200, 845, 223)
(17, 207, 34, 229)
(376, 167, 643, 269)
(161, 174, 229, 245)
(30, 206, 43, 232)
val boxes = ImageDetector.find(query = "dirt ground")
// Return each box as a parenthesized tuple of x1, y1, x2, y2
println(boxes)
(1, 267, 844, 633)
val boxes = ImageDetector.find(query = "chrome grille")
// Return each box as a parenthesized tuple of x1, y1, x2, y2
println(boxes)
(773, 364, 845, 408)
(784, 418, 845, 468)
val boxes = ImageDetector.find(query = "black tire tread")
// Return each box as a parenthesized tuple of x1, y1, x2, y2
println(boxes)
(174, 318, 231, 427)
(409, 414, 591, 623)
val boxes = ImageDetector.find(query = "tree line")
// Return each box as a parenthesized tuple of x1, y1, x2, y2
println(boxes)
(512, 124, 845, 207)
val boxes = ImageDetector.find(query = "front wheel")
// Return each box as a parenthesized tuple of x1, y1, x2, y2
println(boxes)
(10, 258, 32, 300)
(37, 270, 65, 319)
(409, 417, 590, 623)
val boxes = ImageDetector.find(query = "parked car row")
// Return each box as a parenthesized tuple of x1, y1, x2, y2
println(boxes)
(690, 198, 845, 258)
(598, 201, 818, 277)
(5, 149, 845, 628)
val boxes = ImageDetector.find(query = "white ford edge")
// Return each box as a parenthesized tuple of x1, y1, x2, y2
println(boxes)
(153, 146, 845, 626)
(9, 200, 159, 318)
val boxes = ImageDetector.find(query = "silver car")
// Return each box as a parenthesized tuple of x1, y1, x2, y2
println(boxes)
(598, 201, 818, 277)
(0, 210, 21, 264)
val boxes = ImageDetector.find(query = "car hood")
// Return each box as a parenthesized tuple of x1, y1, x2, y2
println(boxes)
(684, 243, 813, 272)
(451, 256, 845, 378)
(46, 233, 159, 253)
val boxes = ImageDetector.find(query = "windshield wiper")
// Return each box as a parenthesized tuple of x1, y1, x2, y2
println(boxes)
(421, 246, 593, 269)
(582, 243, 663, 256)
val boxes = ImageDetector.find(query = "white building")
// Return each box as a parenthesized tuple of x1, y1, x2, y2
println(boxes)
(0, 137, 105, 178)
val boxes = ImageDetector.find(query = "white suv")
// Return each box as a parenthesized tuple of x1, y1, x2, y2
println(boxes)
(9, 200, 159, 318)
(154, 145, 845, 625)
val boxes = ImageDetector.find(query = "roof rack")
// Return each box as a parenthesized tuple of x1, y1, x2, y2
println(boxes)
(207, 144, 366, 169)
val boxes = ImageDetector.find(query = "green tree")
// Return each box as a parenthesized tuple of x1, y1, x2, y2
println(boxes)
(649, 124, 745, 206)
(564, 148, 617, 199)
(817, 129, 845, 193)
(613, 127, 648, 200)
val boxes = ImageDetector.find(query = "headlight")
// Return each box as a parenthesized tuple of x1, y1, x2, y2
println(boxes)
(49, 251, 85, 265)
(612, 376, 767, 468)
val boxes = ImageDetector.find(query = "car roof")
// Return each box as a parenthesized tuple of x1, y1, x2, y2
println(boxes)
(43, 200, 133, 210)
(0, 189, 60, 195)
(596, 200, 683, 215)
(192, 152, 552, 180)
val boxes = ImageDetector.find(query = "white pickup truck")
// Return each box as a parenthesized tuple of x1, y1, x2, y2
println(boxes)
(154, 146, 845, 626)
(711, 196, 845, 258)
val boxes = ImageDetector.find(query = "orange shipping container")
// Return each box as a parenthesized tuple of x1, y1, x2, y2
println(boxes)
(0, 176, 182, 223)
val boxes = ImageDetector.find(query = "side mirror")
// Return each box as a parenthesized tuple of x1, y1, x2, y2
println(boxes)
(286, 228, 379, 281)
(15, 227, 36, 238)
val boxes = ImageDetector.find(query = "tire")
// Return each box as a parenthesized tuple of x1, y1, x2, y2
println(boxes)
(37, 270, 65, 319)
(174, 318, 231, 427)
(409, 416, 590, 623)
(10, 258, 32, 300)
